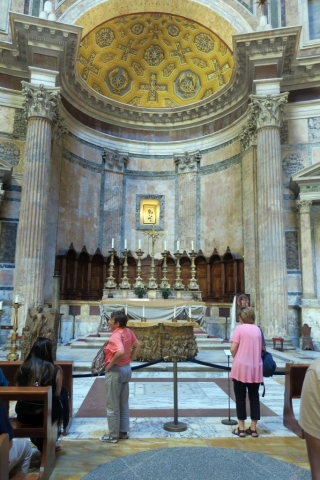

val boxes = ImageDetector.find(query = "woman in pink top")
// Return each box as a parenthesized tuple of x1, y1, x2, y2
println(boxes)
(230, 307, 263, 437)
(100, 310, 140, 444)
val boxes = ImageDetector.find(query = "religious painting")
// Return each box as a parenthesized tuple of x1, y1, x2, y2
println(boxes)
(143, 204, 156, 224)
(236, 293, 250, 322)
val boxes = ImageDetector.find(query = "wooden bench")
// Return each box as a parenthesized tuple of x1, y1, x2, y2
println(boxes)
(283, 362, 310, 438)
(0, 386, 57, 480)
(0, 433, 9, 480)
(0, 361, 73, 434)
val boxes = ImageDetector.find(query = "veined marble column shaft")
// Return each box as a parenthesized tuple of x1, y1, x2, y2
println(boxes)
(14, 83, 60, 327)
(296, 200, 315, 299)
(252, 93, 288, 336)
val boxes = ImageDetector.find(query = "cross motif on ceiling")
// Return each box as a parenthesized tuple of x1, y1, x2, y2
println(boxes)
(118, 39, 138, 61)
(149, 24, 161, 39)
(78, 52, 100, 81)
(207, 59, 230, 86)
(139, 73, 167, 102)
(170, 42, 191, 65)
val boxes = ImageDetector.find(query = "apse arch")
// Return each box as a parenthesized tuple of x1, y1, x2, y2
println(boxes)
(59, 0, 254, 49)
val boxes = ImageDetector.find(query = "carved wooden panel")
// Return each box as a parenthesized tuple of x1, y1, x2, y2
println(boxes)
(89, 254, 104, 298)
(195, 259, 207, 295)
(180, 257, 191, 287)
(56, 246, 245, 302)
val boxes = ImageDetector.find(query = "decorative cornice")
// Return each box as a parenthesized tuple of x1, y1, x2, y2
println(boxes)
(249, 93, 288, 130)
(102, 148, 129, 172)
(174, 151, 201, 173)
(21, 82, 60, 121)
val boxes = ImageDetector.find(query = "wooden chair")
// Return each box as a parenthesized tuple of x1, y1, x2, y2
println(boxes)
(0, 360, 73, 434)
(0, 386, 58, 480)
(0, 433, 9, 480)
(283, 362, 309, 438)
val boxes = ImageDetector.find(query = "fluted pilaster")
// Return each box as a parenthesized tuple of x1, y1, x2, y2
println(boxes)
(253, 93, 288, 336)
(174, 151, 201, 251)
(14, 83, 60, 326)
(296, 199, 315, 299)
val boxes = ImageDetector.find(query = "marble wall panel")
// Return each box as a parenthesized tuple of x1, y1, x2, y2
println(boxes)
(177, 171, 197, 252)
(287, 273, 301, 300)
(200, 164, 242, 255)
(1, 183, 21, 219)
(201, 140, 240, 168)
(312, 205, 320, 299)
(0, 138, 24, 172)
(308, 117, 320, 142)
(102, 171, 123, 254)
(300, 306, 320, 348)
(64, 135, 102, 164)
(125, 175, 175, 256)
(284, 0, 299, 27)
(285, 230, 300, 270)
(312, 147, 320, 164)
(287, 306, 300, 346)
(0, 107, 15, 134)
(57, 156, 100, 252)
(288, 119, 309, 145)
(281, 148, 309, 183)
(128, 157, 174, 172)
(0, 222, 17, 263)
(0, 268, 14, 285)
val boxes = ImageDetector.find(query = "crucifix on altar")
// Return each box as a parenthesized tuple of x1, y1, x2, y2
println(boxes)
(144, 225, 163, 289)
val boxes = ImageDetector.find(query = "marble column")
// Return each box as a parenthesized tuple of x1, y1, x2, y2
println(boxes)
(296, 199, 315, 299)
(14, 83, 60, 327)
(251, 93, 288, 337)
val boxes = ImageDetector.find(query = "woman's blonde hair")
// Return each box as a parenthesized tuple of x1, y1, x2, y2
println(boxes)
(238, 307, 255, 324)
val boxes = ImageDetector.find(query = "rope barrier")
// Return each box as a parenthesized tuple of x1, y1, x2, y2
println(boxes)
(72, 356, 284, 378)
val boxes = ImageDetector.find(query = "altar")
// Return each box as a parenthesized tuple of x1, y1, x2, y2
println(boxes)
(100, 299, 205, 323)
(127, 320, 198, 362)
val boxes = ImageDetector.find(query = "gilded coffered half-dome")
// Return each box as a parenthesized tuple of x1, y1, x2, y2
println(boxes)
(77, 13, 234, 109)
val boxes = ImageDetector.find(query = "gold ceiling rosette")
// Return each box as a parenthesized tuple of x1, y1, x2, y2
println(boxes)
(77, 12, 234, 109)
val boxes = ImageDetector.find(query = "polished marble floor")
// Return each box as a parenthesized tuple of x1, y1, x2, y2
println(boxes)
(1, 340, 318, 479)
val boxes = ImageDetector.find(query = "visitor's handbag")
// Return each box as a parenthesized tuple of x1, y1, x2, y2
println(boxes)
(260, 328, 277, 377)
(91, 342, 108, 376)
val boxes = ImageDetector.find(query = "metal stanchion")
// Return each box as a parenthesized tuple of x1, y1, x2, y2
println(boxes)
(221, 349, 237, 426)
(163, 346, 187, 432)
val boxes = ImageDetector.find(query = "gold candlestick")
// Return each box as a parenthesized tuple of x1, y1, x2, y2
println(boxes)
(173, 252, 184, 290)
(7, 301, 21, 361)
(133, 249, 144, 288)
(188, 250, 200, 290)
(105, 248, 117, 289)
(160, 250, 171, 289)
(119, 249, 131, 289)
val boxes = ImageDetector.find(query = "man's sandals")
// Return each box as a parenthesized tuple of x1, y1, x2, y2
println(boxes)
(232, 428, 246, 438)
(246, 427, 259, 437)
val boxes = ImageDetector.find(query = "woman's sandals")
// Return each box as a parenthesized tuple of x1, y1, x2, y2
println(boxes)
(246, 427, 259, 437)
(232, 428, 246, 438)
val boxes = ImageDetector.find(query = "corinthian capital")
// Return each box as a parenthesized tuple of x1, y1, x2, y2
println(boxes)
(249, 93, 288, 129)
(21, 82, 60, 121)
(174, 151, 201, 173)
(102, 148, 129, 172)
(240, 102, 257, 151)
(296, 199, 313, 214)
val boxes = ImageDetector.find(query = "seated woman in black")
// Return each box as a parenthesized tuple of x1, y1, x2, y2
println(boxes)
(14, 337, 67, 452)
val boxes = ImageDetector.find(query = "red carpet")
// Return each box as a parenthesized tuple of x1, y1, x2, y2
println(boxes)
(75, 378, 276, 418)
